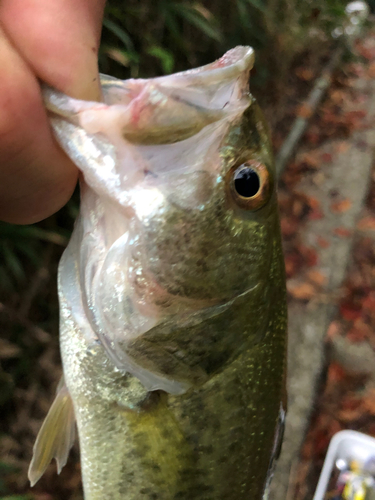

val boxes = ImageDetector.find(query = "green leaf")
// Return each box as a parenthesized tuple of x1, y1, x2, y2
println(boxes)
(147, 46, 174, 74)
(236, 0, 255, 30)
(0, 461, 19, 474)
(244, 0, 266, 13)
(171, 4, 222, 42)
(0, 496, 33, 500)
(0, 268, 15, 293)
(164, 11, 180, 38)
(2, 242, 25, 283)
(102, 18, 135, 53)
(22, 227, 68, 246)
(65, 199, 80, 220)
(16, 243, 42, 266)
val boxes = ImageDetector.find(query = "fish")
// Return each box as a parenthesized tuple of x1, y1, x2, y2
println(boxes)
(29, 46, 287, 500)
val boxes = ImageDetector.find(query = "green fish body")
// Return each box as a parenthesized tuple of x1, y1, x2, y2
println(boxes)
(29, 47, 287, 500)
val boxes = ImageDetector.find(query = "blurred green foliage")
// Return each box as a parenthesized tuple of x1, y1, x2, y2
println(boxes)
(0, 222, 69, 294)
(0, 461, 28, 499)
(100, 0, 347, 84)
(0, 0, 348, 294)
(0, 497, 32, 500)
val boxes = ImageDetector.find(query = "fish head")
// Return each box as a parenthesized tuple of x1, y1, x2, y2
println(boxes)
(46, 46, 280, 393)
(127, 97, 276, 306)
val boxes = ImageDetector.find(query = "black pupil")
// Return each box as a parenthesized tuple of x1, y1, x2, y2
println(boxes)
(234, 167, 260, 198)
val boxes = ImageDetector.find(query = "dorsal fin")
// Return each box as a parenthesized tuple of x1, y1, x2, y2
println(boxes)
(28, 378, 76, 486)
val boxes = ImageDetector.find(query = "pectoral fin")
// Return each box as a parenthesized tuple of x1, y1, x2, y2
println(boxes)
(28, 378, 76, 486)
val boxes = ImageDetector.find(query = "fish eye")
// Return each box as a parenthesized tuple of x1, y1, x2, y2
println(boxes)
(228, 161, 272, 210)
(234, 167, 260, 198)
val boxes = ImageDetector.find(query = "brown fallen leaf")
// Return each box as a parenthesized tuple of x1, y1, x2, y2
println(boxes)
(357, 216, 375, 230)
(320, 153, 333, 163)
(330, 198, 352, 213)
(295, 67, 315, 81)
(356, 43, 375, 61)
(309, 208, 324, 220)
(305, 126, 321, 145)
(347, 320, 372, 343)
(313, 421, 341, 456)
(299, 245, 318, 267)
(340, 394, 363, 411)
(333, 227, 352, 238)
(282, 170, 302, 189)
(362, 389, 375, 415)
(287, 281, 317, 300)
(327, 362, 347, 383)
(337, 408, 362, 423)
(284, 251, 304, 279)
(280, 217, 298, 238)
(284, 256, 297, 278)
(335, 141, 350, 154)
(329, 90, 346, 105)
(292, 196, 310, 218)
(340, 301, 362, 321)
(304, 195, 324, 220)
(363, 293, 375, 311)
(345, 110, 367, 123)
(305, 195, 320, 211)
(326, 321, 341, 339)
(298, 152, 320, 171)
(297, 103, 313, 119)
(316, 236, 330, 248)
(307, 269, 327, 287)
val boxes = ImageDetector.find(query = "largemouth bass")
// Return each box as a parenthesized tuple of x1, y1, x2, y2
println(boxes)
(29, 46, 287, 500)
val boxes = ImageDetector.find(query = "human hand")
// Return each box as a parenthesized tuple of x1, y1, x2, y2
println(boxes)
(0, 0, 106, 224)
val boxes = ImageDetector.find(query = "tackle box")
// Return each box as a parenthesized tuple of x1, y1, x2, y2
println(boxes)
(314, 430, 375, 500)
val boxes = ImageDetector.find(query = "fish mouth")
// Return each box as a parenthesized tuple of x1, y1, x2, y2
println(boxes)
(98, 46, 255, 145)
(43, 46, 254, 151)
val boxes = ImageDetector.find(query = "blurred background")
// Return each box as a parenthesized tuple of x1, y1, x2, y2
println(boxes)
(1, 1, 375, 499)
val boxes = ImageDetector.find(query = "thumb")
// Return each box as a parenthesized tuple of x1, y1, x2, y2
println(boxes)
(0, 0, 106, 101)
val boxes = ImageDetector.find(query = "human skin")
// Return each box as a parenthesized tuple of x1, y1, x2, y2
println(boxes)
(0, 0, 106, 224)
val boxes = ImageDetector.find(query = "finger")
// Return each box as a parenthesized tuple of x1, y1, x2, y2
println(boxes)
(0, 0, 106, 100)
(0, 28, 78, 224)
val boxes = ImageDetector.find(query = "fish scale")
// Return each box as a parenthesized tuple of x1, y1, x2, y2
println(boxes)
(29, 46, 287, 500)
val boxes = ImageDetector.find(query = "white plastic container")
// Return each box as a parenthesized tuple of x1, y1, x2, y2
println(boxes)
(313, 430, 375, 500)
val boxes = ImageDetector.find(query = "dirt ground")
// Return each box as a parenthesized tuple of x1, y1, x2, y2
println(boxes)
(271, 30, 375, 500)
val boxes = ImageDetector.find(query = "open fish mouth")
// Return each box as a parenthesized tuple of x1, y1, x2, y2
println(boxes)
(44, 46, 254, 147)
